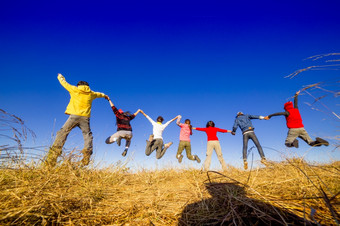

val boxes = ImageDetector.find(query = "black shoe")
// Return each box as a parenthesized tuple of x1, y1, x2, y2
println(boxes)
(116, 137, 122, 146)
(195, 155, 201, 163)
(315, 137, 329, 146)
(122, 149, 128, 157)
(292, 139, 299, 148)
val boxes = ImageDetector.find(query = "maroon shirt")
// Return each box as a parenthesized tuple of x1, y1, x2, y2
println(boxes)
(112, 106, 135, 131)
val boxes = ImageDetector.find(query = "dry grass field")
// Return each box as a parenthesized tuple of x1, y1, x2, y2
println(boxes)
(1, 157, 339, 225)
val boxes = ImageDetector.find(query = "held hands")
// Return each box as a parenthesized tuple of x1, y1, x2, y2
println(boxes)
(231, 132, 236, 135)
(295, 90, 301, 96)
(264, 116, 270, 120)
(104, 95, 110, 100)
(139, 110, 147, 116)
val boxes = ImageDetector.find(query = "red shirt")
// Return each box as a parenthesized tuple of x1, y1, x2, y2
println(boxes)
(195, 127, 230, 141)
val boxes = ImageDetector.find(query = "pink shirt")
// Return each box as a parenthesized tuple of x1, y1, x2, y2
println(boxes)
(178, 123, 192, 142)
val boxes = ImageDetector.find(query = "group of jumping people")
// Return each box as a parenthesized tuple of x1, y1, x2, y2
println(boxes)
(45, 74, 329, 170)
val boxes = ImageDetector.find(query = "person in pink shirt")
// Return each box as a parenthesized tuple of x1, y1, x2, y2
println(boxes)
(176, 115, 201, 163)
(193, 121, 232, 171)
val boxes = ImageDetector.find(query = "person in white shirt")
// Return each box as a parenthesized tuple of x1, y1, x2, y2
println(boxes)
(140, 110, 179, 159)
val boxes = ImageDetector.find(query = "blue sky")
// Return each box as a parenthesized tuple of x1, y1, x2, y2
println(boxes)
(1, 1, 339, 170)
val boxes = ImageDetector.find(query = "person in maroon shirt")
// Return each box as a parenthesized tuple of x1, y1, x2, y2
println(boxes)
(193, 121, 232, 171)
(105, 97, 141, 157)
(266, 91, 329, 148)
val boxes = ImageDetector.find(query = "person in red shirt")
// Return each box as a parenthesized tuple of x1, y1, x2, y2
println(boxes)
(193, 121, 232, 171)
(266, 91, 329, 148)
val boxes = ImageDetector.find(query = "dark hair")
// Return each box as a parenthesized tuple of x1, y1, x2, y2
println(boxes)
(116, 111, 132, 125)
(77, 81, 89, 86)
(185, 119, 193, 135)
(206, 121, 215, 128)
(123, 111, 132, 117)
(157, 116, 164, 123)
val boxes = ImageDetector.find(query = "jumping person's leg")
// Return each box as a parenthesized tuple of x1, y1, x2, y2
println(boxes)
(145, 140, 155, 156)
(155, 139, 168, 159)
(183, 141, 196, 161)
(242, 134, 250, 169)
(78, 116, 93, 166)
(249, 132, 265, 159)
(121, 132, 133, 157)
(46, 115, 78, 167)
(105, 132, 122, 144)
(285, 128, 300, 148)
(203, 141, 214, 171)
(242, 134, 250, 161)
(214, 141, 228, 171)
(176, 141, 186, 163)
(295, 128, 313, 145)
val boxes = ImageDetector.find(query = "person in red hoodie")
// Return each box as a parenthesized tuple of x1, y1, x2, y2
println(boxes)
(193, 121, 232, 171)
(266, 91, 329, 148)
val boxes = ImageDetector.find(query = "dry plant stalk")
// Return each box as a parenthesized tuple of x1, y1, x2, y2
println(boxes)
(0, 158, 339, 225)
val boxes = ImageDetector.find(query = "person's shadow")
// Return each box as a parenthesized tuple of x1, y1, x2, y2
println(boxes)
(178, 178, 316, 225)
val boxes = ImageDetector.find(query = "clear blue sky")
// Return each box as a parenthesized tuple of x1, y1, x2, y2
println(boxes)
(1, 1, 339, 170)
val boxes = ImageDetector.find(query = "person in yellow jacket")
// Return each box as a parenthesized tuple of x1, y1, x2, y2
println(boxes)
(45, 73, 108, 167)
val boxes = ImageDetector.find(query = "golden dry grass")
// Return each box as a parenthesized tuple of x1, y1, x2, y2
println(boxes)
(0, 158, 339, 225)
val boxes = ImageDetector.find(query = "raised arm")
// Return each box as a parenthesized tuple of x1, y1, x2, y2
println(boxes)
(164, 115, 180, 127)
(294, 91, 300, 109)
(107, 97, 115, 107)
(140, 110, 155, 125)
(176, 115, 182, 126)
(57, 73, 75, 92)
(133, 109, 141, 116)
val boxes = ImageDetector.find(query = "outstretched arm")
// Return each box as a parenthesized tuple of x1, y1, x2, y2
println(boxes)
(133, 109, 141, 116)
(248, 115, 265, 120)
(193, 127, 206, 131)
(268, 112, 289, 118)
(217, 128, 232, 133)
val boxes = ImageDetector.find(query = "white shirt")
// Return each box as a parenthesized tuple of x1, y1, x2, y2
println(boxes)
(145, 115, 173, 139)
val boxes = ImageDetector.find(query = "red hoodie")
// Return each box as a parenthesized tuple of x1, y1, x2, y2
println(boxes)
(284, 101, 304, 128)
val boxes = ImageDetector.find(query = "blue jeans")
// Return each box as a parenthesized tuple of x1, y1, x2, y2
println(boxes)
(243, 131, 265, 160)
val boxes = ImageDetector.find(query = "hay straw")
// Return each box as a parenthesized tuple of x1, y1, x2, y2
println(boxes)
(0, 157, 339, 225)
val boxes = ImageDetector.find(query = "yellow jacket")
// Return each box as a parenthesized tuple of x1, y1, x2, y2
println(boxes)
(58, 74, 106, 117)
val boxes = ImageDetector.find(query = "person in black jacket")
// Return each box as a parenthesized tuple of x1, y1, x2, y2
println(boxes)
(105, 97, 141, 157)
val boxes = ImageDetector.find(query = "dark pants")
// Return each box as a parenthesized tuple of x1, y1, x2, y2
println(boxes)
(243, 131, 265, 160)
(145, 138, 169, 159)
